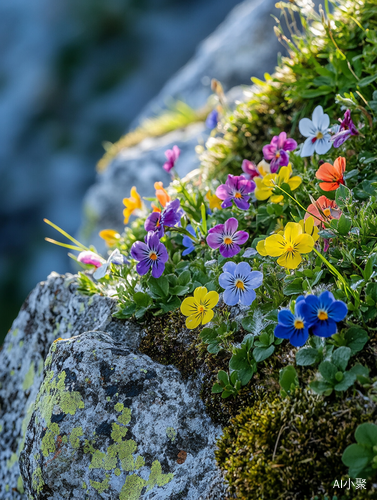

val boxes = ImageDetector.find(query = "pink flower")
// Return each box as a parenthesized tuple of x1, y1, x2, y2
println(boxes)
(262, 132, 297, 173)
(163, 145, 181, 173)
(77, 251, 105, 268)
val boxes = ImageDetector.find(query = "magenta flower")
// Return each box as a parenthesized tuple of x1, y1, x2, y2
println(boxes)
(206, 217, 248, 258)
(77, 251, 105, 268)
(163, 145, 180, 173)
(215, 174, 255, 210)
(262, 132, 297, 173)
(241, 159, 260, 179)
(144, 199, 183, 238)
(131, 232, 168, 278)
(332, 110, 359, 148)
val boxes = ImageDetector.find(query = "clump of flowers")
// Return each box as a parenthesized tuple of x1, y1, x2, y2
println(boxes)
(332, 109, 359, 148)
(219, 262, 263, 306)
(216, 174, 255, 210)
(262, 131, 297, 172)
(207, 217, 248, 258)
(305, 195, 341, 227)
(254, 164, 302, 203)
(180, 286, 219, 329)
(163, 145, 180, 173)
(299, 105, 332, 157)
(241, 159, 270, 179)
(315, 156, 346, 191)
(131, 231, 168, 278)
(144, 199, 183, 237)
(123, 186, 142, 224)
(257, 222, 314, 269)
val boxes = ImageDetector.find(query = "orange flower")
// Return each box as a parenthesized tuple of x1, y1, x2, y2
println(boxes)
(315, 156, 345, 191)
(154, 182, 170, 207)
(151, 203, 161, 213)
(99, 229, 121, 246)
(305, 195, 341, 227)
(123, 186, 142, 224)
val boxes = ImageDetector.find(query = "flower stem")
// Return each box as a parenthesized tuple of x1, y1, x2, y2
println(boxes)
(44, 219, 89, 250)
(45, 238, 86, 252)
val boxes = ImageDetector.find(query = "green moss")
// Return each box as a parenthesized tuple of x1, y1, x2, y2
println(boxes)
(89, 474, 110, 493)
(70, 427, 84, 449)
(119, 474, 146, 500)
(118, 408, 132, 425)
(23, 361, 35, 391)
(17, 475, 24, 493)
(146, 460, 174, 491)
(216, 389, 377, 499)
(114, 402, 124, 412)
(166, 427, 176, 442)
(111, 423, 128, 442)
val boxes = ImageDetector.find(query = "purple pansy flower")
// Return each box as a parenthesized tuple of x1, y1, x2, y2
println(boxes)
(304, 291, 347, 338)
(182, 225, 196, 256)
(144, 199, 183, 238)
(77, 251, 105, 268)
(262, 132, 297, 173)
(219, 261, 263, 306)
(332, 110, 359, 148)
(206, 217, 248, 258)
(131, 231, 168, 278)
(241, 159, 260, 179)
(206, 109, 219, 129)
(274, 297, 311, 347)
(163, 145, 180, 173)
(215, 174, 255, 210)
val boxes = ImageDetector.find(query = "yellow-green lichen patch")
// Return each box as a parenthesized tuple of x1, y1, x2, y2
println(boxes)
(5, 484, 9, 492)
(89, 449, 117, 471)
(53, 322, 60, 336)
(32, 463, 44, 494)
(120, 475, 146, 500)
(44, 354, 52, 368)
(166, 427, 177, 442)
(82, 481, 87, 489)
(12, 328, 19, 337)
(37, 358, 44, 376)
(115, 468, 121, 476)
(118, 408, 132, 426)
(23, 361, 35, 391)
(79, 303, 85, 314)
(10, 369, 15, 376)
(17, 475, 24, 493)
(140, 369, 147, 374)
(146, 460, 174, 491)
(19, 340, 24, 348)
(70, 427, 84, 449)
(114, 402, 124, 412)
(89, 474, 110, 494)
(41, 423, 60, 457)
(0, 423, 3, 433)
(6, 452, 18, 469)
(62, 435, 68, 444)
(7, 343, 12, 353)
(111, 423, 128, 442)
(135, 455, 145, 470)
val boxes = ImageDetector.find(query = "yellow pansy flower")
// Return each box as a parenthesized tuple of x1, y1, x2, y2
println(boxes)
(180, 286, 219, 329)
(99, 229, 121, 246)
(264, 222, 314, 269)
(299, 216, 319, 243)
(206, 191, 222, 210)
(123, 186, 142, 224)
(256, 239, 267, 256)
(254, 164, 302, 203)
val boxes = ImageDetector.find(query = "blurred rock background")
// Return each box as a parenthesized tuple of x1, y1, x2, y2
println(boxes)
(0, 0, 282, 343)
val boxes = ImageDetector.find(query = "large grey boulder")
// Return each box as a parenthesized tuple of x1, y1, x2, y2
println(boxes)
(0, 273, 224, 499)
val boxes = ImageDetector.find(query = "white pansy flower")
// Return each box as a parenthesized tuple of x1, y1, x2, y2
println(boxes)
(299, 105, 332, 157)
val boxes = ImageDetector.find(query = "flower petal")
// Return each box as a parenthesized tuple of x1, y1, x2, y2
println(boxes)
(232, 230, 249, 245)
(223, 287, 239, 306)
(284, 222, 302, 243)
(319, 181, 339, 191)
(288, 176, 302, 191)
(264, 234, 286, 257)
(312, 105, 324, 128)
(219, 243, 241, 258)
(201, 309, 214, 325)
(274, 324, 295, 339)
(316, 163, 336, 182)
(294, 234, 314, 254)
(289, 328, 309, 347)
(222, 261, 237, 275)
(224, 217, 238, 234)
(233, 197, 250, 210)
(186, 313, 202, 329)
(278, 309, 295, 326)
(131, 241, 150, 261)
(203, 291, 219, 309)
(136, 259, 150, 276)
(318, 112, 330, 131)
(328, 300, 348, 322)
(299, 118, 316, 138)
(180, 297, 198, 316)
(234, 262, 251, 276)
(315, 136, 332, 155)
(311, 319, 337, 338)
(194, 287, 208, 302)
(301, 137, 316, 157)
(219, 272, 235, 290)
(246, 271, 263, 290)
(277, 251, 302, 269)
(256, 239, 267, 256)
(239, 288, 256, 306)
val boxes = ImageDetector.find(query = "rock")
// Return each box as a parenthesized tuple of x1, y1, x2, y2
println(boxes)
(19, 330, 223, 499)
(134, 0, 283, 124)
(81, 122, 208, 250)
(0, 273, 224, 499)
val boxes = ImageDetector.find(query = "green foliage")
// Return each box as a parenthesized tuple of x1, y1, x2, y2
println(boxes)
(77, 272, 102, 296)
(342, 423, 377, 480)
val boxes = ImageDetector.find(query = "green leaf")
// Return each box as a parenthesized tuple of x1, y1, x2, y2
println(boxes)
(318, 361, 337, 382)
(217, 370, 229, 386)
(279, 365, 299, 395)
(318, 229, 336, 239)
(342, 444, 373, 474)
(229, 348, 250, 371)
(283, 278, 303, 296)
(133, 292, 152, 308)
(211, 383, 223, 394)
(334, 371, 356, 391)
(207, 343, 221, 354)
(337, 214, 352, 235)
(295, 347, 319, 366)
(335, 184, 352, 208)
(366, 283, 377, 302)
(221, 391, 232, 399)
(149, 276, 169, 298)
(134, 307, 149, 319)
(358, 73, 377, 87)
(160, 296, 181, 313)
(349, 363, 370, 379)
(169, 285, 190, 296)
(363, 255, 376, 281)
(200, 328, 216, 342)
(253, 345, 275, 363)
(237, 367, 254, 386)
(167, 274, 178, 286)
(309, 380, 333, 395)
(178, 270, 191, 286)
(355, 423, 377, 448)
(344, 327, 369, 354)
(331, 346, 351, 371)
(311, 270, 324, 287)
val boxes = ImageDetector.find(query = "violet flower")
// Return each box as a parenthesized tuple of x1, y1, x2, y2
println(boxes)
(163, 145, 180, 173)
(144, 199, 183, 238)
(131, 231, 168, 278)
(215, 174, 255, 210)
(206, 217, 248, 258)
(241, 159, 259, 179)
(332, 110, 359, 148)
(206, 109, 219, 129)
(262, 132, 297, 173)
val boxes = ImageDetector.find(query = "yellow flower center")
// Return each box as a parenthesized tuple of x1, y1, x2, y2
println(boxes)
(323, 208, 331, 217)
(149, 252, 158, 261)
(294, 319, 304, 329)
(198, 305, 205, 313)
(224, 237, 233, 245)
(316, 132, 324, 140)
(275, 152, 280, 159)
(318, 310, 328, 320)
(235, 192, 242, 199)
(286, 245, 294, 253)
(235, 279, 245, 290)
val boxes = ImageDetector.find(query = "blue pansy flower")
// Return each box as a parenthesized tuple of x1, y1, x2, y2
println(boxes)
(219, 261, 263, 306)
(274, 297, 310, 347)
(206, 109, 219, 129)
(304, 291, 347, 337)
(182, 225, 196, 256)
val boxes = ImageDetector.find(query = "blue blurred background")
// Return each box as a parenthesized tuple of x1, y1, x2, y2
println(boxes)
(0, 0, 247, 343)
